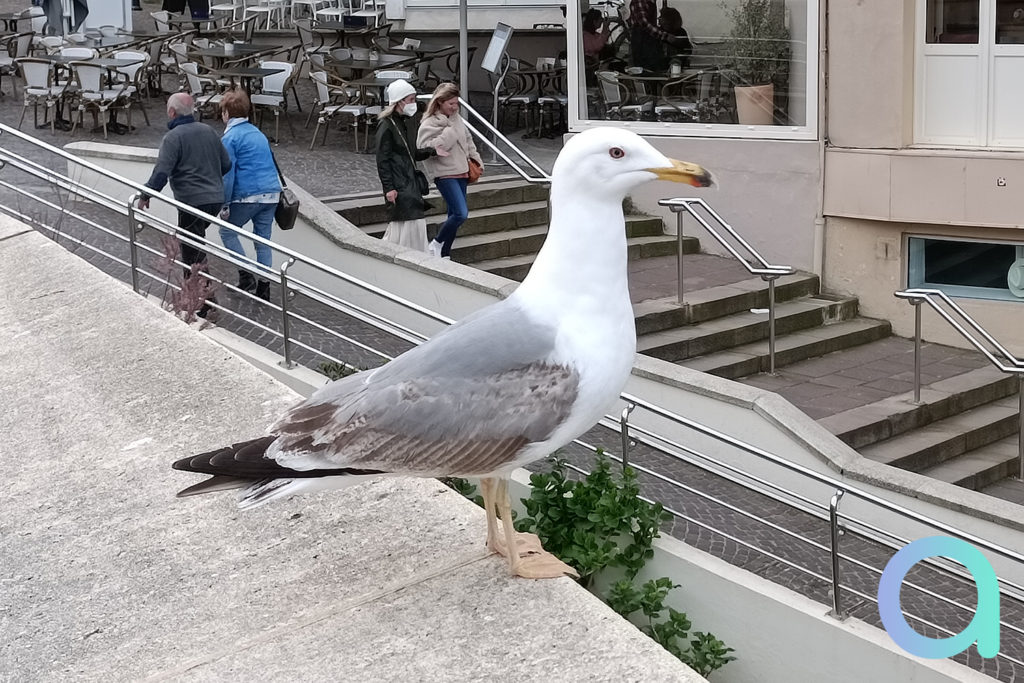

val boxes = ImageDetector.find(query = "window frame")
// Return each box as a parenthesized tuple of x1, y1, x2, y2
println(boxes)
(906, 233, 1024, 302)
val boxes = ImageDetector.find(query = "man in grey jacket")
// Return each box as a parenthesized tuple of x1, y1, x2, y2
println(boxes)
(140, 93, 231, 317)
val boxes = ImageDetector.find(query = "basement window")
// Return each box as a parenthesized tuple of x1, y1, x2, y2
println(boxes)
(907, 236, 1024, 301)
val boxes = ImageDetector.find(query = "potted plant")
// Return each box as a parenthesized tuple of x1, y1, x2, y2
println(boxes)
(723, 0, 791, 125)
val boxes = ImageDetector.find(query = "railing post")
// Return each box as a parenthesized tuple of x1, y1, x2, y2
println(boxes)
(126, 193, 141, 293)
(1019, 374, 1024, 480)
(767, 275, 778, 375)
(913, 299, 923, 404)
(674, 206, 685, 306)
(278, 257, 297, 370)
(620, 402, 635, 471)
(828, 489, 848, 620)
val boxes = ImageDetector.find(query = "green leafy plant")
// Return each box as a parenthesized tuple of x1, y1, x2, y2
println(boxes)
(318, 360, 360, 381)
(515, 453, 667, 588)
(440, 477, 485, 508)
(517, 453, 735, 677)
(723, 0, 791, 86)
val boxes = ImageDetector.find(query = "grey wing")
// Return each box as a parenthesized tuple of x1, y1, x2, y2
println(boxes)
(267, 300, 580, 475)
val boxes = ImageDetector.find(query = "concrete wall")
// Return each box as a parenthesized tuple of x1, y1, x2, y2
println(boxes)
(822, 0, 1024, 354)
(827, 0, 913, 149)
(630, 137, 823, 273)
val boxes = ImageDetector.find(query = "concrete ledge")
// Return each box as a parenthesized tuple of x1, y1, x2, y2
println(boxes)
(0, 214, 700, 681)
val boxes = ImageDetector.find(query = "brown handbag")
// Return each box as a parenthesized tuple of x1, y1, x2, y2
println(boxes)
(468, 158, 483, 184)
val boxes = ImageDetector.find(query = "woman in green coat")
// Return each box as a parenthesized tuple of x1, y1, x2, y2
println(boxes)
(375, 79, 443, 251)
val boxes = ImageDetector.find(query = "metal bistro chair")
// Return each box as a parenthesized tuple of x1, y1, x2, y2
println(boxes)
(68, 60, 131, 139)
(308, 69, 361, 149)
(244, 0, 289, 30)
(112, 50, 151, 129)
(179, 62, 224, 119)
(0, 32, 34, 96)
(292, 0, 329, 24)
(652, 69, 718, 122)
(594, 70, 652, 120)
(251, 60, 297, 142)
(14, 57, 67, 132)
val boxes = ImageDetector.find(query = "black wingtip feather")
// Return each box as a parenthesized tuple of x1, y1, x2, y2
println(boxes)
(172, 435, 386, 479)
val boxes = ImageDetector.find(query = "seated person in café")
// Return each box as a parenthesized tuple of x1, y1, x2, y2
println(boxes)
(659, 7, 693, 71)
(628, 0, 690, 72)
(582, 8, 614, 85)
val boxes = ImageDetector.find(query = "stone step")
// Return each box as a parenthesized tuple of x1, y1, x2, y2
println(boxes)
(450, 225, 549, 263)
(360, 207, 665, 243)
(326, 177, 550, 226)
(632, 272, 822, 336)
(360, 201, 550, 240)
(818, 366, 1019, 450)
(676, 317, 892, 378)
(919, 433, 1023, 490)
(858, 397, 1020, 472)
(471, 234, 686, 282)
(981, 477, 1024, 506)
(637, 295, 862, 364)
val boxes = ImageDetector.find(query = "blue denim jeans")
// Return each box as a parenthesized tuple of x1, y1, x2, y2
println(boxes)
(434, 177, 469, 257)
(219, 201, 275, 272)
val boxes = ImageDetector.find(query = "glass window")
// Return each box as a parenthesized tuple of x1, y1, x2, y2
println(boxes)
(907, 237, 1024, 301)
(572, 0, 817, 137)
(995, 0, 1024, 43)
(925, 0, 979, 43)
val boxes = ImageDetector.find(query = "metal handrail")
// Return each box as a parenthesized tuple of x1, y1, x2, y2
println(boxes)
(458, 95, 551, 184)
(895, 287, 1024, 480)
(610, 395, 1024, 668)
(413, 92, 551, 185)
(658, 197, 794, 373)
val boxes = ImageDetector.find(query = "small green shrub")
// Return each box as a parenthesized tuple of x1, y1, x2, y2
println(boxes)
(516, 453, 735, 677)
(318, 360, 359, 381)
(515, 454, 667, 587)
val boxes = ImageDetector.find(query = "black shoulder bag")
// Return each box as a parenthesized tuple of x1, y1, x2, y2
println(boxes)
(271, 151, 299, 230)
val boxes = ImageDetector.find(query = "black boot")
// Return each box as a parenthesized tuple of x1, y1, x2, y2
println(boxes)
(238, 270, 256, 293)
(197, 295, 216, 320)
(255, 279, 271, 301)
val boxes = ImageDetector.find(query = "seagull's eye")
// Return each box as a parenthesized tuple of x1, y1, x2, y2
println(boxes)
(609, 147, 625, 159)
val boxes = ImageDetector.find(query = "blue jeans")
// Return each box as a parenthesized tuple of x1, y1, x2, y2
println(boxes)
(219, 201, 275, 272)
(434, 177, 468, 257)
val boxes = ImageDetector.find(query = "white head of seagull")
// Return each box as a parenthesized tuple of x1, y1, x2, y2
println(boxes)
(550, 128, 713, 199)
(171, 126, 712, 580)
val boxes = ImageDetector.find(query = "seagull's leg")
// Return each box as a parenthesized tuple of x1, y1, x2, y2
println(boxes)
(480, 477, 502, 553)
(496, 478, 578, 580)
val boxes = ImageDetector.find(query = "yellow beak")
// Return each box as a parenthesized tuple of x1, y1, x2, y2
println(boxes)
(648, 159, 714, 188)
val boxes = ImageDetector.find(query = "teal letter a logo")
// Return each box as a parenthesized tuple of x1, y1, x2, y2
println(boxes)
(878, 536, 1000, 659)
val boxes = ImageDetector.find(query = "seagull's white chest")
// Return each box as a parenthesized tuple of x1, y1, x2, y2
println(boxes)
(508, 288, 636, 468)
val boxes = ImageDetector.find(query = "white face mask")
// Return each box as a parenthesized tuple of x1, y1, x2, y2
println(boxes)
(402, 102, 418, 117)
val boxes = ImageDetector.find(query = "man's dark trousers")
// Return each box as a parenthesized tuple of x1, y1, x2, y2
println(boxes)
(177, 203, 222, 273)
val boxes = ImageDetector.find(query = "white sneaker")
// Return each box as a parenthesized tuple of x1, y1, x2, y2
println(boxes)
(427, 240, 442, 257)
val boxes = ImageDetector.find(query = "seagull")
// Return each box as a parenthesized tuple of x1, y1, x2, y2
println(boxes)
(172, 127, 713, 579)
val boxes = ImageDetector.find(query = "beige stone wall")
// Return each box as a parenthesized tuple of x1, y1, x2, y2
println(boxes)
(827, 0, 914, 149)
(823, 215, 1024, 356)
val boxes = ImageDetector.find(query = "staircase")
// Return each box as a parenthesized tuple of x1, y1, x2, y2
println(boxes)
(323, 176, 1023, 503)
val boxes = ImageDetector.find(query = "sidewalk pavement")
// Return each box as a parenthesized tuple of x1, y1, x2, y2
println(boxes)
(0, 213, 702, 681)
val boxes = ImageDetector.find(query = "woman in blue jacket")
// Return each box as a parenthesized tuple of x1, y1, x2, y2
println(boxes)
(218, 88, 281, 301)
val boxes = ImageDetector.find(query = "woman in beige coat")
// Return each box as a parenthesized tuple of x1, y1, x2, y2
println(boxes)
(416, 83, 483, 258)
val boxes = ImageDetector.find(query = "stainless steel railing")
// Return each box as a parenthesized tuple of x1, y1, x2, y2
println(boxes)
(895, 287, 1024, 481)
(4, 126, 1023, 675)
(414, 93, 551, 185)
(658, 197, 794, 374)
(0, 121, 451, 374)
(604, 392, 1024, 668)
